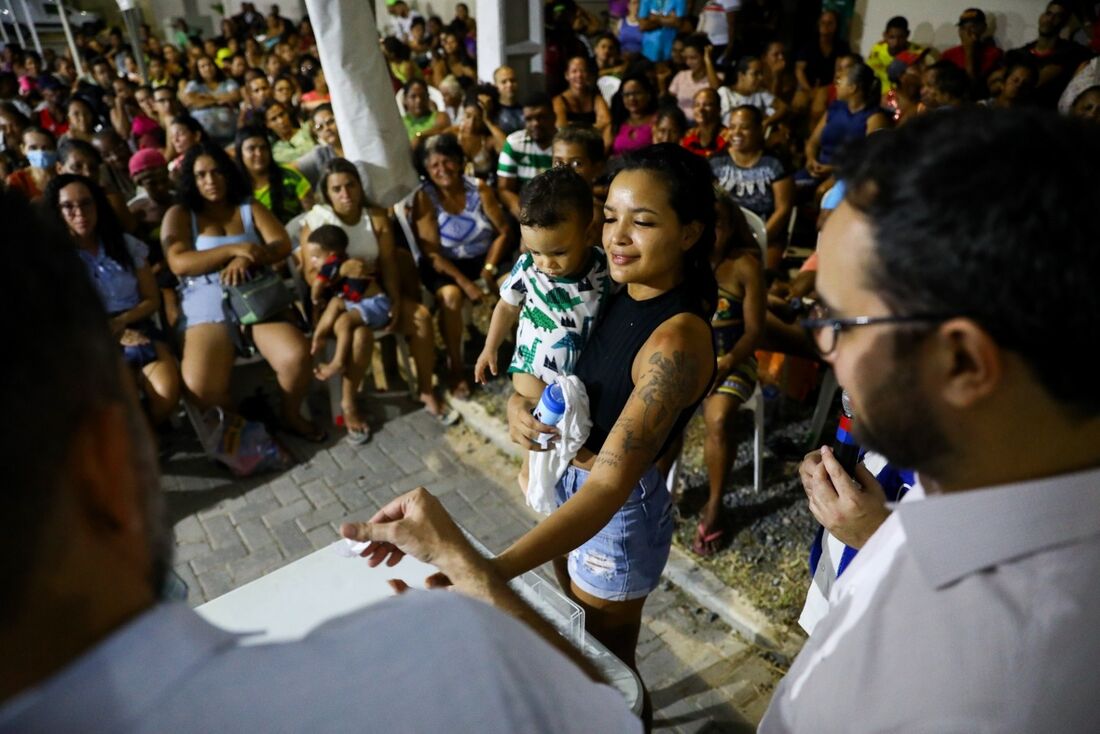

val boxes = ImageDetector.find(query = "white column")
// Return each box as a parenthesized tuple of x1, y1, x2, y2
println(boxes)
(475, 0, 544, 89)
(306, 0, 418, 207)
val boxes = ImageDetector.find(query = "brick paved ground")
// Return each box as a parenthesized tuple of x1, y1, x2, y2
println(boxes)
(165, 388, 782, 732)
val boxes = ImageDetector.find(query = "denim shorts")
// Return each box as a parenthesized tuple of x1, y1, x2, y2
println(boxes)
(346, 293, 392, 329)
(556, 464, 675, 602)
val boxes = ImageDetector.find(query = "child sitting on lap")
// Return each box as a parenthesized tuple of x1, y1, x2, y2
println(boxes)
(307, 224, 392, 380)
(475, 166, 612, 489)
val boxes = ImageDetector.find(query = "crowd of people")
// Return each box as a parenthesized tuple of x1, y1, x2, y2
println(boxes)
(2, 1, 1099, 732)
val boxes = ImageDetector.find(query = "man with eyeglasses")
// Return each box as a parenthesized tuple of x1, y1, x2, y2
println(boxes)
(760, 108, 1100, 731)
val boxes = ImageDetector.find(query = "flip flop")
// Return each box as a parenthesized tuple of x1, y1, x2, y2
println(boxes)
(692, 523, 725, 557)
(346, 424, 372, 445)
(430, 407, 461, 427)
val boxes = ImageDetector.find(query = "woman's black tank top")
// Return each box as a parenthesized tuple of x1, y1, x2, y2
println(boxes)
(575, 282, 714, 459)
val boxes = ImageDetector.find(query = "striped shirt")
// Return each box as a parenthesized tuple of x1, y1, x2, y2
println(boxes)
(496, 130, 553, 187)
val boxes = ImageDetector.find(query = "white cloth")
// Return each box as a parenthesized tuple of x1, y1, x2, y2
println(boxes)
(528, 375, 591, 515)
(697, 0, 741, 47)
(306, 0, 419, 207)
(302, 204, 380, 265)
(0, 597, 641, 733)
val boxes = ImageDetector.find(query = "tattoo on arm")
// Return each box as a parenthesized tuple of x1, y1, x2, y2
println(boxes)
(618, 349, 701, 456)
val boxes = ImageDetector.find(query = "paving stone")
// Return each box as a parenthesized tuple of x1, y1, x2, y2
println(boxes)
(300, 478, 339, 508)
(189, 541, 248, 575)
(228, 498, 281, 524)
(173, 541, 212, 564)
(200, 514, 240, 550)
(295, 502, 349, 532)
(173, 515, 205, 544)
(269, 477, 305, 506)
(331, 483, 372, 510)
(262, 498, 312, 528)
(420, 449, 455, 473)
(307, 525, 340, 550)
(270, 521, 313, 559)
(236, 518, 276, 552)
(227, 552, 283, 586)
(196, 568, 234, 599)
(321, 468, 369, 490)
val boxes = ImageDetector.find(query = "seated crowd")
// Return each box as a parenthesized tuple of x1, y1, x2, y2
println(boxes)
(2, 2, 1100, 732)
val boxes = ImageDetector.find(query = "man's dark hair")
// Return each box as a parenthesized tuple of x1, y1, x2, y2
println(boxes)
(838, 108, 1100, 416)
(57, 137, 101, 167)
(886, 15, 909, 32)
(152, 83, 177, 98)
(520, 91, 552, 110)
(518, 163, 593, 229)
(308, 223, 349, 254)
(927, 60, 971, 103)
(553, 124, 605, 164)
(0, 187, 126, 618)
(89, 55, 111, 70)
(177, 141, 251, 211)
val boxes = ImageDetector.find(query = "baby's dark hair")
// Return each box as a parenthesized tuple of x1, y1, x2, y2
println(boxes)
(308, 224, 349, 254)
(518, 165, 593, 229)
(553, 124, 605, 165)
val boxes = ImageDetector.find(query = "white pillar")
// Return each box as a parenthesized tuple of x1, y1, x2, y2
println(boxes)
(475, 0, 544, 90)
(56, 1, 85, 78)
(18, 0, 42, 56)
(305, 0, 418, 207)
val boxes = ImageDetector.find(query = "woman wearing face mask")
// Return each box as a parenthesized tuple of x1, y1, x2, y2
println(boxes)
(6, 126, 57, 200)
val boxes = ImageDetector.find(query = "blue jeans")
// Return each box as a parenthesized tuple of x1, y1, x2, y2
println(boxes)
(556, 464, 674, 601)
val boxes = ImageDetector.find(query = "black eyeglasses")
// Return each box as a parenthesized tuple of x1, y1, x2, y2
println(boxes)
(800, 302, 952, 355)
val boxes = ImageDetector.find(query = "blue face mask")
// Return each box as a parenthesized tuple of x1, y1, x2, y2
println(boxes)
(27, 149, 58, 169)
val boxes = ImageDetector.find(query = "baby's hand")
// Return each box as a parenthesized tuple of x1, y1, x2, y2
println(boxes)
(474, 349, 497, 384)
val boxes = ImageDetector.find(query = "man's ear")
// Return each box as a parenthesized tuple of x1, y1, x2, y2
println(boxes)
(68, 403, 145, 536)
(932, 318, 1003, 410)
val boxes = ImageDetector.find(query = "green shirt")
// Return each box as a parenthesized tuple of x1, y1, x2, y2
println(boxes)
(272, 124, 317, 165)
(254, 166, 311, 223)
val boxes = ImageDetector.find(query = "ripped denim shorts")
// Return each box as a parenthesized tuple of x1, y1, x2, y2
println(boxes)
(556, 464, 675, 602)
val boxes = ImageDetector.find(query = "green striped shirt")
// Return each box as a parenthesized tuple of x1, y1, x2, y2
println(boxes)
(497, 130, 553, 187)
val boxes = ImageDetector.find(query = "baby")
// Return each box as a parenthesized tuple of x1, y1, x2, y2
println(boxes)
(475, 165, 612, 489)
(306, 224, 392, 380)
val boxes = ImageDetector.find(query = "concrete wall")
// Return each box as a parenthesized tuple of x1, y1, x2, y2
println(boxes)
(851, 0, 1041, 57)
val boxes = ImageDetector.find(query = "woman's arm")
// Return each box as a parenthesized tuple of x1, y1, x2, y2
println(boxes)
(552, 94, 569, 129)
(371, 207, 402, 310)
(805, 114, 827, 171)
(715, 257, 764, 374)
(794, 60, 812, 91)
(478, 182, 512, 271)
(704, 45, 721, 90)
(110, 262, 162, 332)
(594, 94, 614, 152)
(484, 118, 507, 150)
(765, 95, 789, 127)
(865, 111, 889, 134)
(163, 205, 258, 276)
(250, 201, 292, 263)
(211, 84, 241, 106)
(765, 175, 794, 243)
(494, 315, 713, 580)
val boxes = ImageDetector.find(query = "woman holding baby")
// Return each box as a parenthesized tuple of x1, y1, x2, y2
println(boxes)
(297, 158, 454, 443)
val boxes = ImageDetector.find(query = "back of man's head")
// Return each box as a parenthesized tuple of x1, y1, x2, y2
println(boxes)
(839, 108, 1100, 418)
(0, 189, 162, 622)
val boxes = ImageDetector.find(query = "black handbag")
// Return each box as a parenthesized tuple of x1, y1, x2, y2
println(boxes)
(222, 267, 296, 326)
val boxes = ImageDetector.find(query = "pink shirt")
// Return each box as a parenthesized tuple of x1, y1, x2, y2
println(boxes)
(668, 70, 712, 118)
(612, 120, 654, 156)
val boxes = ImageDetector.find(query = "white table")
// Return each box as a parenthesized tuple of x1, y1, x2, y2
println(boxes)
(197, 541, 643, 715)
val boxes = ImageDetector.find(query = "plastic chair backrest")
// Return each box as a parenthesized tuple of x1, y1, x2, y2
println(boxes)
(739, 206, 768, 261)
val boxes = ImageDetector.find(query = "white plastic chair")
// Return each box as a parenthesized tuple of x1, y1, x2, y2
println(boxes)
(665, 210, 766, 497)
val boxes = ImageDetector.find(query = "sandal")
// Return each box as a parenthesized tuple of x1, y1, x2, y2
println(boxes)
(429, 406, 460, 427)
(346, 424, 372, 445)
(692, 522, 725, 557)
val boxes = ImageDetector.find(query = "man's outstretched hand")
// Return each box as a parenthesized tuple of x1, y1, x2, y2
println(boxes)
(340, 487, 482, 586)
